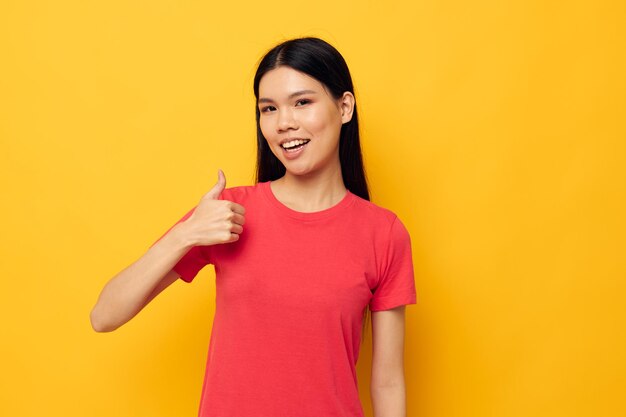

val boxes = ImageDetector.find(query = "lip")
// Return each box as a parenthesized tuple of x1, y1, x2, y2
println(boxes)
(280, 139, 310, 160)
(279, 137, 309, 146)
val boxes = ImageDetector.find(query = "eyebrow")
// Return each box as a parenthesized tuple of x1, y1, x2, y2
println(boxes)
(258, 90, 317, 104)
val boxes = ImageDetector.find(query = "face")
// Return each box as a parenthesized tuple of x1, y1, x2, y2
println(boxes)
(257, 66, 354, 178)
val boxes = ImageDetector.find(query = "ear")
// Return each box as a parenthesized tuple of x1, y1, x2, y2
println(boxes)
(338, 92, 355, 124)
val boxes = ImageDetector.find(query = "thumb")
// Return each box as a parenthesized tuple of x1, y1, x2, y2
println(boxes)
(205, 169, 226, 200)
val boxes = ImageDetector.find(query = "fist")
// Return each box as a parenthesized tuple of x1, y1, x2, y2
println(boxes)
(184, 169, 246, 246)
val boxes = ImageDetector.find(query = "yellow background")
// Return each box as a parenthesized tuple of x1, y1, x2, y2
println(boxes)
(1, 1, 624, 416)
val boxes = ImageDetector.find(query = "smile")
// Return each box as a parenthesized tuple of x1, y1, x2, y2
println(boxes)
(281, 139, 310, 150)
(280, 139, 310, 160)
(280, 139, 311, 152)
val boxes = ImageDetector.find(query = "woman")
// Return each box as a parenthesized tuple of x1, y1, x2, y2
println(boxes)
(91, 37, 417, 417)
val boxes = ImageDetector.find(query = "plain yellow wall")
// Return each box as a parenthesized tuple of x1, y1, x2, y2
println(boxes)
(1, 1, 624, 416)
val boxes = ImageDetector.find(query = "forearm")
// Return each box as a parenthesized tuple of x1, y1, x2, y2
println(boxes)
(370, 383, 407, 417)
(90, 223, 192, 332)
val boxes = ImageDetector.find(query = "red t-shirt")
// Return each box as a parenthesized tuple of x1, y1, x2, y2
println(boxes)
(152, 180, 417, 417)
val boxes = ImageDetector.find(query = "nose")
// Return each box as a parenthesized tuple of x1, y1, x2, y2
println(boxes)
(277, 108, 298, 132)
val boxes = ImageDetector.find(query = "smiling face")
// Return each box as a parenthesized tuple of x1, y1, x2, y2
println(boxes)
(257, 66, 354, 178)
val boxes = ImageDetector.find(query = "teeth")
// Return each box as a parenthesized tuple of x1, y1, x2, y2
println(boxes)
(281, 139, 309, 149)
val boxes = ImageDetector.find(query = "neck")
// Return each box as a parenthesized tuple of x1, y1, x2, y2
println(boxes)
(271, 165, 347, 213)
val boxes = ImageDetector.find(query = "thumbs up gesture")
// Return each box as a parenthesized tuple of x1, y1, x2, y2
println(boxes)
(183, 169, 246, 246)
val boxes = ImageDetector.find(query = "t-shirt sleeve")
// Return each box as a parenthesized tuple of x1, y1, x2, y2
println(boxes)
(369, 215, 417, 311)
(149, 206, 213, 284)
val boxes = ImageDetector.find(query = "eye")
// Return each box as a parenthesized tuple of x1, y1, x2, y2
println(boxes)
(296, 99, 311, 106)
(260, 105, 276, 113)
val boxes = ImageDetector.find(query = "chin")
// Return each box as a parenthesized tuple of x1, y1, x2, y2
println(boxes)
(289, 169, 317, 178)
(281, 162, 311, 175)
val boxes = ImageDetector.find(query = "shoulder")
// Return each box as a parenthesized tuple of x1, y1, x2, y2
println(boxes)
(349, 193, 412, 247)
(218, 182, 263, 201)
(349, 192, 401, 229)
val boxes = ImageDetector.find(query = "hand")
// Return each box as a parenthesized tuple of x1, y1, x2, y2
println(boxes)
(183, 169, 246, 246)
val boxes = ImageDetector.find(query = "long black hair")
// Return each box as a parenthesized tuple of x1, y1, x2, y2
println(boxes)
(252, 37, 370, 202)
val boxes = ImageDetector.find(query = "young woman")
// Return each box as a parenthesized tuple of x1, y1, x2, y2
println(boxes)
(91, 37, 417, 417)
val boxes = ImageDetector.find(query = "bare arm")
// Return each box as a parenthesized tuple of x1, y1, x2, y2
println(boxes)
(370, 305, 407, 417)
(89, 169, 245, 333)
(89, 224, 193, 333)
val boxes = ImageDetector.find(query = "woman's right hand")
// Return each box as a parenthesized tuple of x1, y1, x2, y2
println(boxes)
(90, 169, 244, 332)
(181, 169, 246, 246)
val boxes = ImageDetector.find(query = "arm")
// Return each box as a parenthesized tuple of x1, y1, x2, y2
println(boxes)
(89, 223, 193, 333)
(370, 305, 407, 417)
(89, 169, 245, 333)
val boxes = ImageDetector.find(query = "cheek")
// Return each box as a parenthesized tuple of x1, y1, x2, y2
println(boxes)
(259, 118, 272, 139)
(303, 108, 338, 134)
